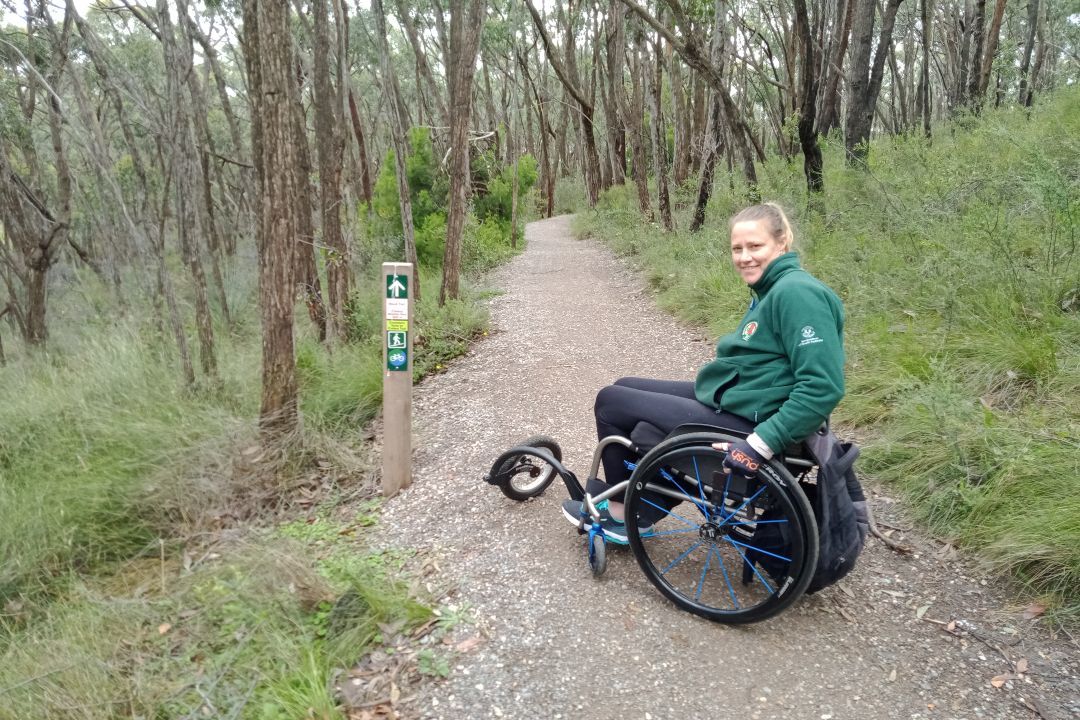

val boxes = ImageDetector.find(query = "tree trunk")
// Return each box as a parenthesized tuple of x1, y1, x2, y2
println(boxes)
(646, 32, 674, 231)
(1025, 0, 1048, 106)
(670, 56, 691, 188)
(1, 8, 74, 347)
(347, 88, 374, 210)
(605, 5, 628, 185)
(394, 0, 449, 126)
(966, 0, 987, 107)
(160, 0, 217, 378)
(627, 21, 653, 220)
(793, 0, 824, 193)
(921, 0, 933, 137)
(510, 128, 521, 248)
(1017, 0, 1040, 105)
(291, 66, 328, 341)
(976, 0, 1008, 99)
(525, 0, 602, 207)
(180, 17, 233, 331)
(244, 0, 300, 437)
(619, 0, 759, 194)
(373, 0, 421, 301)
(844, 0, 905, 165)
(313, 0, 350, 343)
(816, 0, 855, 136)
(439, 0, 486, 305)
(690, 70, 706, 173)
(519, 51, 555, 218)
(690, 93, 723, 232)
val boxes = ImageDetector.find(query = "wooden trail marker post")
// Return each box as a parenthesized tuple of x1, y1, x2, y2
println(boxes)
(382, 262, 413, 496)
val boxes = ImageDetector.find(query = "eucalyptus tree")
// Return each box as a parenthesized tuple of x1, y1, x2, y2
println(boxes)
(242, 0, 301, 437)
(439, 0, 486, 305)
(0, 3, 73, 346)
(524, 0, 604, 207)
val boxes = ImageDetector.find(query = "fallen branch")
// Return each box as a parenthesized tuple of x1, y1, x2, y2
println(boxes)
(865, 502, 913, 554)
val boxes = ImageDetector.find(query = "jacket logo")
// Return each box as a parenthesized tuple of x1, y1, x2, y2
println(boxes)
(741, 321, 759, 341)
(798, 325, 824, 347)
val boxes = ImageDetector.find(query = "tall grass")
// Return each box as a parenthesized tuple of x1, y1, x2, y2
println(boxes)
(575, 89, 1080, 614)
(0, 206, 517, 713)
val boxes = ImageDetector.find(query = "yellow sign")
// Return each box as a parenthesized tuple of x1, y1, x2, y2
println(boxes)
(386, 319, 408, 331)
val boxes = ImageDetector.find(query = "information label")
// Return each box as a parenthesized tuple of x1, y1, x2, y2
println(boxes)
(386, 298, 408, 320)
(386, 319, 409, 331)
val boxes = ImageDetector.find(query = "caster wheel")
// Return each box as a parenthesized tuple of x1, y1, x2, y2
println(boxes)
(589, 533, 607, 578)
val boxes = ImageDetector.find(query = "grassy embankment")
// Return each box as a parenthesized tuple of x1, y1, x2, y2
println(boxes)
(575, 90, 1079, 619)
(0, 206, 526, 717)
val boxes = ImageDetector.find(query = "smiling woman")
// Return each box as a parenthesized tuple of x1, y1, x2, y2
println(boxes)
(729, 202, 794, 285)
(564, 202, 847, 540)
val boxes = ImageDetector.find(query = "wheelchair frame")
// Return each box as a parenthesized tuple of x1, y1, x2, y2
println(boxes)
(485, 425, 823, 624)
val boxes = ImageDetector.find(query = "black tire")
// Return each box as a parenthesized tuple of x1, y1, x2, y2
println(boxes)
(589, 533, 607, 577)
(624, 432, 818, 624)
(494, 435, 563, 501)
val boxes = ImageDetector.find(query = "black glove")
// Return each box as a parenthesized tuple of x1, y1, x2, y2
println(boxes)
(722, 438, 765, 478)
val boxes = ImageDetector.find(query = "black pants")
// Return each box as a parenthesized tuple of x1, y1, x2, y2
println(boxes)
(591, 377, 754, 520)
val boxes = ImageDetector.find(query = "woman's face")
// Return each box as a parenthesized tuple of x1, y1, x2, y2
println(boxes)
(730, 220, 788, 285)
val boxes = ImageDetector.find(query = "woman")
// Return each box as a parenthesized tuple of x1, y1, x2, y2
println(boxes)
(563, 202, 845, 542)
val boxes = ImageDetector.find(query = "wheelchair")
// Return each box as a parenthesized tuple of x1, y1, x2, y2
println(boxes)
(484, 423, 823, 624)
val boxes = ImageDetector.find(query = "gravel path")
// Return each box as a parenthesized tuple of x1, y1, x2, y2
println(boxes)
(377, 215, 1078, 720)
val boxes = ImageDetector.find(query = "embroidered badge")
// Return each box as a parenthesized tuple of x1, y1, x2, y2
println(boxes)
(798, 325, 824, 347)
(741, 321, 759, 341)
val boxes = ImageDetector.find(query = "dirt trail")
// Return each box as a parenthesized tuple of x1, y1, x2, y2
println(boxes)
(377, 215, 1078, 720)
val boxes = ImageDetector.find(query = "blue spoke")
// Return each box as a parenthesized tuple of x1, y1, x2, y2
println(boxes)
(692, 455, 708, 506)
(724, 537, 776, 594)
(715, 547, 740, 609)
(695, 543, 714, 601)
(721, 469, 733, 516)
(718, 485, 766, 524)
(727, 538, 791, 563)
(642, 496, 699, 530)
(658, 467, 709, 517)
(661, 541, 702, 575)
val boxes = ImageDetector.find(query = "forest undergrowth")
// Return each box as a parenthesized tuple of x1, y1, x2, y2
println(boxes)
(0, 174, 535, 717)
(575, 90, 1080, 621)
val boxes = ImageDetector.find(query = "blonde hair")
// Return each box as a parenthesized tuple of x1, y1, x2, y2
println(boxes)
(729, 202, 794, 252)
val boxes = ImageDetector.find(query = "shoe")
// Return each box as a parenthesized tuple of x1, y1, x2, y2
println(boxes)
(561, 499, 654, 545)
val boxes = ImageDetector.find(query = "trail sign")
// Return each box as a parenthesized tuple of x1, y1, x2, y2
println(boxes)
(382, 262, 414, 497)
(387, 274, 408, 299)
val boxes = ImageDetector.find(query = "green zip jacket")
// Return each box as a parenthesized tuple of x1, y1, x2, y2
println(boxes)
(694, 253, 845, 454)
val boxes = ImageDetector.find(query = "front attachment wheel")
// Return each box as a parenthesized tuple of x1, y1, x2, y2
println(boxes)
(625, 436, 817, 624)
(490, 435, 563, 501)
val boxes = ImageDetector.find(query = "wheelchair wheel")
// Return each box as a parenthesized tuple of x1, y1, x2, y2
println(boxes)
(624, 433, 818, 624)
(589, 533, 607, 577)
(492, 435, 562, 501)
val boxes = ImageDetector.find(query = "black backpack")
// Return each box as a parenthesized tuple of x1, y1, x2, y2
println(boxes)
(744, 430, 868, 593)
(802, 430, 868, 593)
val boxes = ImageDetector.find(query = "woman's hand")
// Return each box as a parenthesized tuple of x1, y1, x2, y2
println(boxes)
(713, 439, 765, 478)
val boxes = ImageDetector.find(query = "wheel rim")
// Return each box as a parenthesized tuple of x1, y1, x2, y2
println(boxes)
(499, 454, 557, 495)
(626, 447, 812, 621)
